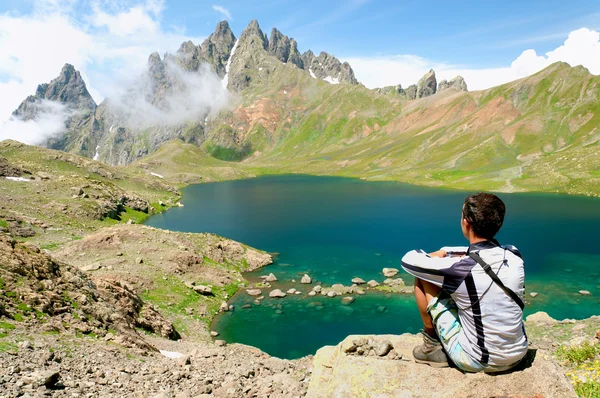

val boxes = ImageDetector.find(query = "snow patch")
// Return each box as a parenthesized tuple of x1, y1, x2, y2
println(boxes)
(150, 172, 164, 179)
(222, 39, 240, 89)
(323, 76, 340, 85)
(309, 69, 317, 79)
(159, 350, 185, 359)
(93, 145, 100, 161)
(5, 177, 30, 182)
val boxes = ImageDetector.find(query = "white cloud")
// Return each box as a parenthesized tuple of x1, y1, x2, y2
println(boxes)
(0, 0, 206, 141)
(0, 101, 74, 145)
(345, 28, 600, 91)
(212, 5, 232, 21)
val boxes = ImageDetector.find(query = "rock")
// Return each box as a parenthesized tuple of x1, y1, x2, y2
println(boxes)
(246, 289, 262, 296)
(437, 76, 468, 92)
(579, 290, 591, 295)
(301, 274, 312, 284)
(327, 291, 337, 298)
(308, 291, 316, 296)
(126, 219, 134, 225)
(383, 278, 404, 286)
(301, 50, 358, 85)
(219, 302, 229, 312)
(382, 268, 399, 277)
(308, 334, 576, 397)
(526, 311, 558, 325)
(287, 288, 297, 294)
(377, 306, 386, 313)
(215, 340, 226, 347)
(530, 292, 538, 298)
(416, 69, 437, 99)
(135, 257, 143, 264)
(269, 289, 286, 298)
(210, 331, 219, 337)
(313, 285, 322, 293)
(355, 289, 365, 295)
(341, 297, 355, 305)
(265, 273, 278, 282)
(367, 280, 380, 288)
(351, 277, 365, 285)
(374, 340, 394, 357)
(595, 330, 600, 340)
(193, 285, 213, 295)
(31, 370, 60, 388)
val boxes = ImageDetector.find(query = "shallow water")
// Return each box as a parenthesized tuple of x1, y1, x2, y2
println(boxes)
(146, 175, 600, 358)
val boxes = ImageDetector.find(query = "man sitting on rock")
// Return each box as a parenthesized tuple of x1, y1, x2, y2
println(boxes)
(401, 193, 528, 372)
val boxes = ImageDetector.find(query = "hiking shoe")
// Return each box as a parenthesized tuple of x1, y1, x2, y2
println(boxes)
(412, 330, 449, 368)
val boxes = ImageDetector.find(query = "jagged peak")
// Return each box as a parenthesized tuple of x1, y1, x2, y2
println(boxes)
(148, 51, 162, 63)
(239, 19, 267, 49)
(177, 41, 196, 53)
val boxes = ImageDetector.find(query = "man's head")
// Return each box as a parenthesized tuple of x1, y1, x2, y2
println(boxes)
(461, 193, 506, 241)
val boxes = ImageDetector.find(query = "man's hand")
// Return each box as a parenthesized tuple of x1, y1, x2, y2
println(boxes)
(428, 249, 447, 258)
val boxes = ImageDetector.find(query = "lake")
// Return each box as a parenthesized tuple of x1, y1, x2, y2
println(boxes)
(145, 175, 600, 358)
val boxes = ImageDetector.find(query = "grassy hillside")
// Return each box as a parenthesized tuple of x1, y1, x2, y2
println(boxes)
(200, 61, 600, 196)
(0, 140, 180, 247)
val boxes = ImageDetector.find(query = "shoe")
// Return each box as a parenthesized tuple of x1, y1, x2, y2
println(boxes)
(412, 330, 449, 368)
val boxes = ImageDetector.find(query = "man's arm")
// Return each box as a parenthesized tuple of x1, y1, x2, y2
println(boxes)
(401, 249, 465, 288)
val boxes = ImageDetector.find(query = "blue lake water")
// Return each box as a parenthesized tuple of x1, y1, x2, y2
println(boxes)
(145, 175, 600, 358)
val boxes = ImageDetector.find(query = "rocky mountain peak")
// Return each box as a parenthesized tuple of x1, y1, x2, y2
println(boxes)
(239, 19, 268, 49)
(13, 63, 96, 122)
(416, 69, 437, 98)
(438, 76, 468, 92)
(302, 51, 358, 85)
(197, 20, 236, 77)
(268, 28, 290, 62)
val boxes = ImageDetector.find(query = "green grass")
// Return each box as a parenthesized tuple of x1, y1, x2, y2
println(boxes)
(0, 219, 8, 228)
(557, 342, 600, 364)
(0, 341, 17, 352)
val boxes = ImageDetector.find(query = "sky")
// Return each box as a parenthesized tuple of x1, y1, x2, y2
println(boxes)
(1, 0, 600, 131)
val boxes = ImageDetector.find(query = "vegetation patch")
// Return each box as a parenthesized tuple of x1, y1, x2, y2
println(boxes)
(557, 342, 600, 397)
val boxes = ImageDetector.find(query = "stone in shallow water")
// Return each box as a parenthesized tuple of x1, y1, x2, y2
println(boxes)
(246, 289, 262, 296)
(265, 273, 277, 282)
(301, 274, 312, 284)
(382, 268, 398, 277)
(579, 290, 591, 295)
(269, 289, 286, 298)
(341, 297, 355, 305)
(367, 280, 380, 288)
(351, 277, 365, 285)
(530, 292, 538, 298)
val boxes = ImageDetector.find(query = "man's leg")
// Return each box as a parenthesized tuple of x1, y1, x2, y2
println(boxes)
(414, 277, 442, 338)
(413, 277, 448, 367)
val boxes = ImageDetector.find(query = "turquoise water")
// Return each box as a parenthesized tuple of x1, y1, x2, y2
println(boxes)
(146, 175, 600, 358)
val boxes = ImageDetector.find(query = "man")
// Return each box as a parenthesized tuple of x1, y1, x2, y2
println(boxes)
(401, 192, 528, 372)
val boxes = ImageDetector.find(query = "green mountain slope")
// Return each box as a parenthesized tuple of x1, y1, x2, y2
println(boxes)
(205, 61, 599, 196)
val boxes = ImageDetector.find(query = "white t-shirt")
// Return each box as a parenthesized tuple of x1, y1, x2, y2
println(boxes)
(401, 240, 528, 367)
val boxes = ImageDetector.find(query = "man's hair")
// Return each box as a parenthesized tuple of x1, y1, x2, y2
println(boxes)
(462, 193, 506, 240)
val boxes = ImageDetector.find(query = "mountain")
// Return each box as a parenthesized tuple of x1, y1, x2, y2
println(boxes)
(9, 20, 600, 196)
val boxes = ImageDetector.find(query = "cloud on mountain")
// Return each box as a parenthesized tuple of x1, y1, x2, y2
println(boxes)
(0, 101, 74, 145)
(345, 27, 600, 90)
(0, 0, 205, 134)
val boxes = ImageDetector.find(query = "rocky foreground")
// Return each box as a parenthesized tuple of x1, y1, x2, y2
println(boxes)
(1, 228, 599, 397)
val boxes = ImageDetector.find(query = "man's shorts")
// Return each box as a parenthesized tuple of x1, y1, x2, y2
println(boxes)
(427, 293, 517, 373)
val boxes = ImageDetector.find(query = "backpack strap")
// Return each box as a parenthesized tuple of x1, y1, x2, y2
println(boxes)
(468, 252, 525, 311)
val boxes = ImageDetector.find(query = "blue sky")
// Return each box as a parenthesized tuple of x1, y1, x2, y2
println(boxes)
(1, 0, 600, 130)
(4, 0, 599, 67)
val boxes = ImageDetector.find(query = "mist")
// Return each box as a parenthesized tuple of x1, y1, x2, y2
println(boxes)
(108, 60, 234, 130)
(0, 101, 73, 145)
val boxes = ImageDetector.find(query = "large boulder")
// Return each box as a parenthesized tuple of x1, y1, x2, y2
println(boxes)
(307, 334, 576, 397)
